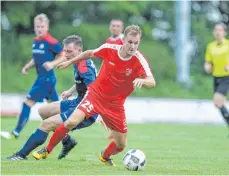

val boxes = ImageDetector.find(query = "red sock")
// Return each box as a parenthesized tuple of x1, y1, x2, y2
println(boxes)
(103, 141, 124, 158)
(46, 123, 69, 153)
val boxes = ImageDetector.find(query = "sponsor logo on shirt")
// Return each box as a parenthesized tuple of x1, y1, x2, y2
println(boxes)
(125, 68, 132, 76)
(32, 49, 45, 54)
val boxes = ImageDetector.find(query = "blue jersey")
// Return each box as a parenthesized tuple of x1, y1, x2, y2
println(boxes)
(73, 59, 97, 97)
(32, 33, 63, 77)
(60, 59, 98, 124)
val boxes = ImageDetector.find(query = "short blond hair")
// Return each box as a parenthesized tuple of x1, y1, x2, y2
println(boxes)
(124, 25, 142, 37)
(34, 13, 49, 25)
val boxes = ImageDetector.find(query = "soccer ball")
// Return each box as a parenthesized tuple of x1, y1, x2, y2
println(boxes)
(122, 149, 146, 171)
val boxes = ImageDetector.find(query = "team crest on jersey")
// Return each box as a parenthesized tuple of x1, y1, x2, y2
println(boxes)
(39, 44, 44, 49)
(125, 68, 132, 76)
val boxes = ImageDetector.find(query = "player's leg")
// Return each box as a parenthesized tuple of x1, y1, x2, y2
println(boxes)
(38, 101, 61, 120)
(32, 101, 94, 160)
(12, 78, 46, 138)
(58, 114, 98, 159)
(4, 114, 63, 160)
(100, 130, 127, 166)
(46, 109, 86, 153)
(12, 98, 35, 138)
(56, 98, 85, 159)
(213, 93, 229, 125)
(213, 77, 229, 126)
(99, 110, 127, 166)
(40, 95, 96, 155)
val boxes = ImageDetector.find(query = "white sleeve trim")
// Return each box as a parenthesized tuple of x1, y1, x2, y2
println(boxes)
(135, 51, 152, 77)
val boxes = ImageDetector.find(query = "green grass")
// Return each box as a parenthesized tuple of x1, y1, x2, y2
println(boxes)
(1, 118, 229, 175)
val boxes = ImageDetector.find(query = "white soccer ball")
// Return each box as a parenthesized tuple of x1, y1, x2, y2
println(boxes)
(122, 149, 146, 171)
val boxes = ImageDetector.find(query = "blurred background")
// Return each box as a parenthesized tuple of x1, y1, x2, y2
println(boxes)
(1, 1, 229, 123)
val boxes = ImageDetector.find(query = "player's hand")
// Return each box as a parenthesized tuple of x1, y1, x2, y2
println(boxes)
(43, 62, 54, 71)
(21, 66, 28, 75)
(225, 65, 229, 72)
(133, 78, 145, 88)
(204, 62, 212, 73)
(57, 61, 71, 69)
(61, 90, 72, 100)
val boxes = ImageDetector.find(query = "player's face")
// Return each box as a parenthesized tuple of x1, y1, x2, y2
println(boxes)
(214, 25, 226, 41)
(109, 20, 123, 37)
(34, 20, 49, 37)
(122, 33, 141, 56)
(64, 43, 82, 60)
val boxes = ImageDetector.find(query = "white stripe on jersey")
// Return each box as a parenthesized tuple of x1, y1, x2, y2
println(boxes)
(93, 44, 120, 53)
(135, 51, 152, 77)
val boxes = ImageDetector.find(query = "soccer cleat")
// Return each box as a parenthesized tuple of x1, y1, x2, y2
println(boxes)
(3, 153, 27, 161)
(99, 152, 116, 166)
(32, 147, 49, 160)
(58, 138, 77, 159)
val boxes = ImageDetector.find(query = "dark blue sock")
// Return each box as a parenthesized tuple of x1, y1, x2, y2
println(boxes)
(14, 103, 31, 134)
(18, 129, 48, 157)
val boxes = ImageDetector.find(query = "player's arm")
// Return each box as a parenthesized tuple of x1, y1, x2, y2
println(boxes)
(204, 44, 213, 74)
(133, 76, 156, 89)
(57, 50, 94, 69)
(61, 84, 76, 100)
(57, 44, 108, 69)
(43, 52, 67, 71)
(51, 53, 67, 67)
(21, 59, 35, 75)
(43, 40, 67, 71)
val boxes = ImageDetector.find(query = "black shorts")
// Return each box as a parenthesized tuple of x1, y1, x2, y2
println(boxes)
(214, 76, 229, 96)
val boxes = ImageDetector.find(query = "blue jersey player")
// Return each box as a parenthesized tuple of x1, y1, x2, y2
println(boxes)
(4, 35, 99, 161)
(11, 14, 66, 138)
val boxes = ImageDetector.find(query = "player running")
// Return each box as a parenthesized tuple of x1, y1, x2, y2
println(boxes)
(4, 35, 99, 160)
(10, 14, 66, 139)
(204, 23, 229, 130)
(32, 25, 156, 166)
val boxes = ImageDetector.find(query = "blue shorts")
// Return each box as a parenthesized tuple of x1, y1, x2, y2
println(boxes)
(26, 76, 58, 102)
(60, 97, 98, 130)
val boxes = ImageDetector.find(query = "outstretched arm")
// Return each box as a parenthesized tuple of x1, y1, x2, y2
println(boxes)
(57, 50, 94, 69)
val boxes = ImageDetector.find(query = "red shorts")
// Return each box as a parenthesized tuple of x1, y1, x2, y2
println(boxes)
(77, 91, 127, 133)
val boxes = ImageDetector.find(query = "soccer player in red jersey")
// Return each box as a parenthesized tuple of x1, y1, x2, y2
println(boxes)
(106, 19, 124, 45)
(34, 25, 156, 166)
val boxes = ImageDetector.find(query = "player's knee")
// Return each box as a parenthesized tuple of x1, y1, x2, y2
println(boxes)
(116, 142, 126, 149)
(39, 120, 54, 132)
(38, 106, 47, 119)
(213, 94, 225, 108)
(24, 99, 35, 107)
(115, 138, 127, 149)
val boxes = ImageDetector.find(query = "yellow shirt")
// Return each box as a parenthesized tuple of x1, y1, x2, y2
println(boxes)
(205, 38, 229, 77)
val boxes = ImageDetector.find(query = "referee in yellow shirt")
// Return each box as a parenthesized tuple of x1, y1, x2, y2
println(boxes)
(205, 23, 229, 126)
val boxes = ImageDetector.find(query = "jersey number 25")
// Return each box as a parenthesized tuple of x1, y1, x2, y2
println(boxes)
(81, 100, 94, 113)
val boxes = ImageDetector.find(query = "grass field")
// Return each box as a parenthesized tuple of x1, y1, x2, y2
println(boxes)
(1, 118, 229, 175)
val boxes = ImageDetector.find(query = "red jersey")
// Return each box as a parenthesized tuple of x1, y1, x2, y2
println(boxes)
(89, 44, 152, 105)
(106, 34, 123, 45)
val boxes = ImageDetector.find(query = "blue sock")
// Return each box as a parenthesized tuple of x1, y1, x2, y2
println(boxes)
(18, 129, 48, 157)
(14, 103, 31, 134)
